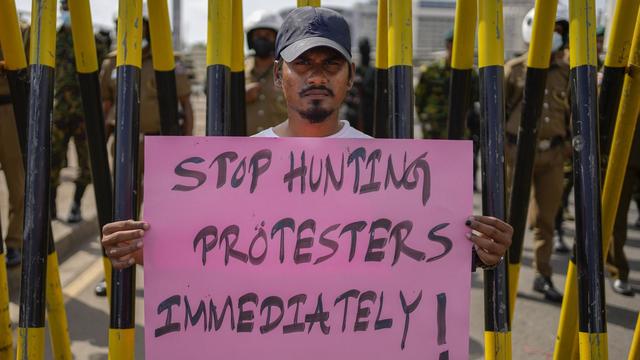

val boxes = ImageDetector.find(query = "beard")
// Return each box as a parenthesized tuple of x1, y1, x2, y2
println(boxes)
(297, 100, 334, 124)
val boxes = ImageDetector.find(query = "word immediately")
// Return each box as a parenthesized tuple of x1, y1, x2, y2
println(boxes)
(154, 289, 431, 351)
(192, 218, 452, 267)
(171, 148, 431, 206)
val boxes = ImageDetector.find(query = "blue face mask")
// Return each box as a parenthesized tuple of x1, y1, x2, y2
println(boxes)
(551, 31, 563, 53)
(61, 11, 71, 26)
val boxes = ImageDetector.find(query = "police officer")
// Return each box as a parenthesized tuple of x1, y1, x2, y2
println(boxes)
(341, 37, 375, 134)
(415, 30, 479, 140)
(244, 10, 288, 135)
(505, 5, 571, 303)
(606, 121, 639, 297)
(415, 30, 480, 190)
(50, 0, 97, 223)
(0, 48, 25, 267)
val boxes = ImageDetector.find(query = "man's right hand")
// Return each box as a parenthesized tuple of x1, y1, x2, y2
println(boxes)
(102, 220, 149, 269)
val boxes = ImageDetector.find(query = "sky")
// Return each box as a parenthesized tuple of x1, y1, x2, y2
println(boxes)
(14, 0, 362, 45)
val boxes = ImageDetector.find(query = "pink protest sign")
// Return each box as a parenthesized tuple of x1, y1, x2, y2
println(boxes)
(143, 136, 473, 360)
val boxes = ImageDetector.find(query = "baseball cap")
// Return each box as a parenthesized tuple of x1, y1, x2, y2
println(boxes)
(275, 7, 352, 63)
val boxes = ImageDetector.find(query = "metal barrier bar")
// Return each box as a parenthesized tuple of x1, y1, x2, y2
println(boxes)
(67, 0, 114, 301)
(109, 0, 143, 358)
(206, 0, 232, 136)
(297, 0, 320, 7)
(388, 0, 413, 139)
(17, 0, 57, 358)
(0, 0, 28, 163)
(0, 1, 28, 356)
(478, 0, 511, 358)
(598, 0, 640, 162)
(448, 0, 476, 140)
(506, 0, 559, 321)
(230, 0, 247, 136)
(148, 0, 181, 135)
(373, 0, 389, 138)
(568, 0, 608, 358)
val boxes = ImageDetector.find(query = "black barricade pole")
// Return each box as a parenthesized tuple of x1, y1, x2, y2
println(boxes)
(597, 0, 640, 164)
(447, 0, 476, 140)
(373, 0, 389, 138)
(67, 0, 114, 300)
(506, 0, 558, 320)
(297, 0, 320, 6)
(0, 1, 28, 357)
(388, 0, 413, 139)
(110, 0, 143, 358)
(230, 0, 247, 136)
(17, 0, 57, 358)
(0, 0, 28, 166)
(148, 0, 181, 135)
(568, 0, 608, 358)
(478, 0, 510, 358)
(600, 8, 640, 359)
(554, 1, 638, 360)
(206, 0, 232, 136)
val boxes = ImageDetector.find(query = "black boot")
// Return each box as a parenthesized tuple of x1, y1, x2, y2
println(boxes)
(67, 184, 85, 223)
(533, 275, 563, 303)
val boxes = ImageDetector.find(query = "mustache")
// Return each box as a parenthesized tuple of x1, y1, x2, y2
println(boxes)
(299, 85, 334, 97)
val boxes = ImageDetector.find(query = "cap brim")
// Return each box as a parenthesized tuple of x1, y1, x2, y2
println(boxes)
(281, 37, 351, 62)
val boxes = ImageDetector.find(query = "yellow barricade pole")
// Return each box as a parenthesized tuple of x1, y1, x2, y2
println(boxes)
(478, 0, 511, 358)
(109, 0, 143, 358)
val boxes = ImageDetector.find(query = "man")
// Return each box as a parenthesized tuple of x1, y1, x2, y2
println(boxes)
(0, 48, 25, 267)
(244, 10, 288, 135)
(101, 7, 512, 273)
(504, 6, 571, 303)
(50, 0, 94, 223)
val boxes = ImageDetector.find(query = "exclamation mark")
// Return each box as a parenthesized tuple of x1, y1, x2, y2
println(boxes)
(437, 292, 448, 360)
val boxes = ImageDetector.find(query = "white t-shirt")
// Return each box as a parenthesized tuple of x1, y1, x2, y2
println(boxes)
(253, 120, 372, 139)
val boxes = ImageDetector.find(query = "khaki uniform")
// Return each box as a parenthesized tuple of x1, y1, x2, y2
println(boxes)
(100, 49, 191, 210)
(504, 53, 571, 278)
(607, 123, 640, 281)
(0, 52, 25, 249)
(245, 56, 287, 135)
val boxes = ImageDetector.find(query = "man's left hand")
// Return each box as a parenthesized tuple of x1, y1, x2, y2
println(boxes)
(465, 215, 513, 266)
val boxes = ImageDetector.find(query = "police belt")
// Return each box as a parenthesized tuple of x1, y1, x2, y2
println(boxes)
(506, 133, 565, 151)
(0, 95, 12, 105)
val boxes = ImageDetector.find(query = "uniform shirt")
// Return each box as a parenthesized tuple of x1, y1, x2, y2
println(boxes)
(100, 48, 191, 134)
(245, 56, 288, 135)
(0, 49, 10, 97)
(254, 120, 371, 139)
(504, 53, 571, 141)
(54, 25, 84, 118)
(415, 58, 479, 139)
(54, 25, 110, 118)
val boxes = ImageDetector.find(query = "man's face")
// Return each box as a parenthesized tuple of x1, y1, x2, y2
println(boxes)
(277, 46, 353, 124)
